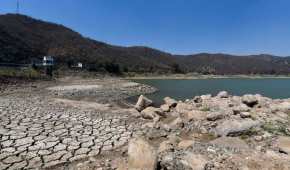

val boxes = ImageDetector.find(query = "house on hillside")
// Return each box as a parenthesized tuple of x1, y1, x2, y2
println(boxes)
(43, 56, 54, 66)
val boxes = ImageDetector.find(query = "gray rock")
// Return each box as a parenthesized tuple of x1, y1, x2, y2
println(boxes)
(193, 96, 202, 103)
(141, 106, 165, 119)
(164, 97, 178, 107)
(232, 104, 250, 115)
(206, 112, 224, 121)
(240, 112, 251, 118)
(214, 119, 260, 137)
(160, 104, 170, 112)
(242, 94, 258, 107)
(217, 91, 229, 98)
(135, 95, 153, 111)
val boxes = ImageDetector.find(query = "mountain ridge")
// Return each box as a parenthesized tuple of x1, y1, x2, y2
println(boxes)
(1, 13, 290, 74)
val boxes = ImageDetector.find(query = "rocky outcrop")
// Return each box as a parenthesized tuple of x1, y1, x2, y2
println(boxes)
(129, 91, 290, 170)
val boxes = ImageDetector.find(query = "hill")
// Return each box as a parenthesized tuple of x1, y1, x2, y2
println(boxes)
(0, 13, 290, 75)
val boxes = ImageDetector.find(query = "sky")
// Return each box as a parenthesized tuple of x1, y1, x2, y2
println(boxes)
(1, 0, 290, 56)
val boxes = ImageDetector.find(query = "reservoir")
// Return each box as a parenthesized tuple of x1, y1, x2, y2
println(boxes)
(132, 78, 290, 105)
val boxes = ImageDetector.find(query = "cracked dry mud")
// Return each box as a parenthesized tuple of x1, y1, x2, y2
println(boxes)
(0, 78, 150, 170)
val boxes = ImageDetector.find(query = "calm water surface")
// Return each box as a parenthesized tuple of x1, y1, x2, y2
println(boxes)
(132, 78, 290, 105)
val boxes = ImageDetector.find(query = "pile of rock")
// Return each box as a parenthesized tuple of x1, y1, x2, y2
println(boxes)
(122, 92, 290, 170)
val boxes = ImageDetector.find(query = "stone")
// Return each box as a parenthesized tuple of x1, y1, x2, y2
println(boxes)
(273, 102, 290, 112)
(210, 137, 250, 150)
(160, 104, 170, 112)
(176, 103, 194, 114)
(201, 94, 212, 100)
(277, 136, 290, 154)
(193, 96, 202, 103)
(185, 110, 207, 121)
(128, 138, 157, 170)
(134, 95, 153, 111)
(164, 97, 177, 107)
(178, 140, 194, 149)
(158, 140, 174, 153)
(242, 94, 258, 107)
(217, 91, 229, 98)
(240, 112, 251, 118)
(214, 119, 260, 137)
(127, 108, 141, 118)
(141, 106, 164, 119)
(182, 152, 207, 170)
(168, 117, 184, 129)
(232, 104, 250, 115)
(206, 112, 224, 121)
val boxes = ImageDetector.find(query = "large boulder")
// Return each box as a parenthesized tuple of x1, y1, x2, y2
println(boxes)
(242, 94, 258, 107)
(135, 95, 153, 111)
(217, 91, 229, 98)
(214, 119, 260, 137)
(128, 138, 157, 170)
(141, 106, 165, 119)
(164, 97, 178, 107)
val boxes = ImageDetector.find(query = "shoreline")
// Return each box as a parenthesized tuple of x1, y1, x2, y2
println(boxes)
(125, 74, 290, 80)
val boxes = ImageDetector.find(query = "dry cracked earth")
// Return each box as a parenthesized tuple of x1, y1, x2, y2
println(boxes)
(0, 78, 152, 170)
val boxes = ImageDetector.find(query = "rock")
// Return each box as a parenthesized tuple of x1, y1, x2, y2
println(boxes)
(210, 137, 250, 150)
(217, 91, 229, 98)
(182, 152, 207, 170)
(158, 140, 174, 153)
(135, 95, 153, 111)
(214, 119, 260, 137)
(242, 94, 258, 107)
(168, 117, 184, 129)
(273, 102, 290, 112)
(232, 104, 250, 114)
(127, 108, 141, 118)
(206, 112, 224, 121)
(240, 112, 251, 118)
(193, 96, 202, 103)
(201, 94, 212, 100)
(128, 138, 157, 170)
(178, 140, 194, 149)
(164, 97, 178, 107)
(176, 103, 195, 114)
(141, 107, 164, 119)
(159, 152, 188, 170)
(277, 136, 290, 154)
(185, 110, 207, 121)
(160, 104, 170, 112)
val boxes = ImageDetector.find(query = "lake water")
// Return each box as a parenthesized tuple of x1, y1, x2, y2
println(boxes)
(131, 78, 290, 105)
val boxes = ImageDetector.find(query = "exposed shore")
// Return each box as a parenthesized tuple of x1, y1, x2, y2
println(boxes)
(1, 77, 290, 169)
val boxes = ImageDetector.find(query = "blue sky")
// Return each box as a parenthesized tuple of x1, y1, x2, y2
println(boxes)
(1, 0, 290, 56)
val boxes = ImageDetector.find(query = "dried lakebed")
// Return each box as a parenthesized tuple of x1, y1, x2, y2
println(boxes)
(0, 78, 155, 169)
